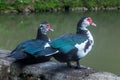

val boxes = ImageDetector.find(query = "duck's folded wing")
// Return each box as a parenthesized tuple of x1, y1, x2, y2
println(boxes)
(50, 34, 88, 54)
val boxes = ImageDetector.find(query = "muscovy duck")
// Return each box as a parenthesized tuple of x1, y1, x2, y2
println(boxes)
(49, 16, 96, 69)
(7, 22, 54, 64)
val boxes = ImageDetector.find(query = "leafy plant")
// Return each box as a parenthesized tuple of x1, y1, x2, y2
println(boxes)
(0, 0, 120, 11)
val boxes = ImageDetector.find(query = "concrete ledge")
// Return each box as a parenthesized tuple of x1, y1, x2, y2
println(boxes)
(0, 49, 120, 80)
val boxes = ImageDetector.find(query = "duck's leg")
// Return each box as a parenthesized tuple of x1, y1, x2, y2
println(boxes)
(67, 61, 73, 68)
(75, 60, 87, 69)
(75, 60, 81, 69)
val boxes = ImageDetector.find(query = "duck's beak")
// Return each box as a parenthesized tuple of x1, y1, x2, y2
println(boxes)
(49, 28, 54, 31)
(91, 22, 96, 27)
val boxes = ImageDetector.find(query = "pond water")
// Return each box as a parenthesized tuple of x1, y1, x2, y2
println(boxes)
(0, 11, 120, 74)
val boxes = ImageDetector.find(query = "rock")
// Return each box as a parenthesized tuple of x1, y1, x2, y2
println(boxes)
(84, 72, 120, 80)
(22, 62, 96, 80)
(0, 49, 11, 80)
(0, 49, 11, 58)
(0, 49, 120, 80)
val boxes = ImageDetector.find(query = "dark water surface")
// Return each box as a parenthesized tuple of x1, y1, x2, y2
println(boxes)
(0, 11, 120, 74)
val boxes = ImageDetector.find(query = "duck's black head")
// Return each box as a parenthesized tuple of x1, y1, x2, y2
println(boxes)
(77, 16, 96, 34)
(39, 22, 54, 34)
(36, 22, 53, 41)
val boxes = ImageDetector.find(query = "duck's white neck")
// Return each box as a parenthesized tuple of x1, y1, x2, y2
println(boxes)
(80, 26, 88, 31)
(86, 30, 94, 43)
(79, 26, 93, 40)
(76, 29, 94, 58)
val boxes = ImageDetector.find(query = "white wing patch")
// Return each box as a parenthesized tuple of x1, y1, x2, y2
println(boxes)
(48, 38, 51, 41)
(44, 43, 50, 48)
(44, 43, 60, 56)
(45, 50, 59, 56)
(75, 40, 88, 50)
(75, 40, 88, 58)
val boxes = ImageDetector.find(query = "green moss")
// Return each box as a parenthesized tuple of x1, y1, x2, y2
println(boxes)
(0, 0, 120, 11)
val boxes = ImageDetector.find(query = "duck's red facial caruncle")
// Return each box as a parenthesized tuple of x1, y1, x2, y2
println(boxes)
(86, 17, 96, 27)
(46, 23, 54, 31)
(87, 17, 92, 24)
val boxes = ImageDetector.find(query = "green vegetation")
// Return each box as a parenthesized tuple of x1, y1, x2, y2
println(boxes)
(0, 0, 120, 12)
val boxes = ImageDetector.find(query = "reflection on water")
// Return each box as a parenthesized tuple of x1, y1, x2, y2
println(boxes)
(0, 11, 120, 74)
